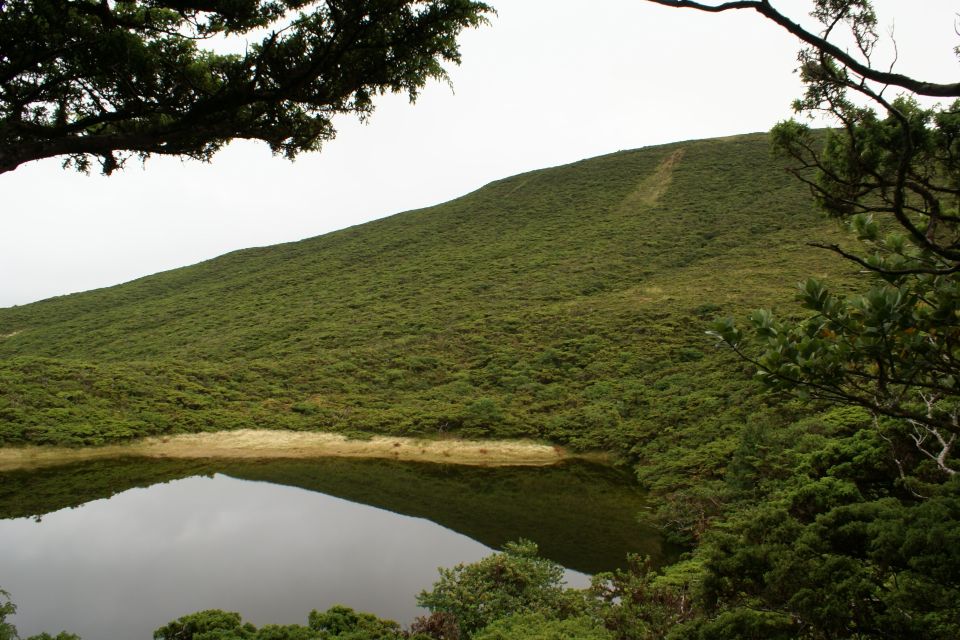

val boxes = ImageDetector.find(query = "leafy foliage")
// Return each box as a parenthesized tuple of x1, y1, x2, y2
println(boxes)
(471, 613, 613, 640)
(416, 540, 585, 638)
(0, 0, 491, 174)
(0, 134, 848, 549)
(588, 555, 696, 640)
(679, 410, 960, 639)
(651, 0, 960, 637)
(1, 589, 79, 640)
(10, 3, 957, 630)
(713, 99, 960, 482)
(308, 605, 405, 639)
(153, 609, 257, 640)
(152, 606, 405, 640)
(0, 591, 15, 640)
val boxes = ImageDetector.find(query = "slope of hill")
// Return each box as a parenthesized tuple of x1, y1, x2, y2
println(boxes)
(0, 132, 849, 506)
(1, 135, 837, 356)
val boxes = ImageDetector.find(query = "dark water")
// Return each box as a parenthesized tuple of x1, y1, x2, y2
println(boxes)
(0, 457, 675, 639)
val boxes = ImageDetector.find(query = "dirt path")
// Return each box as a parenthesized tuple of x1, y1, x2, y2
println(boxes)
(0, 429, 570, 472)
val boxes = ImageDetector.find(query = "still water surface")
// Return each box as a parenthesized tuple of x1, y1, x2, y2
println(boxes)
(0, 457, 673, 639)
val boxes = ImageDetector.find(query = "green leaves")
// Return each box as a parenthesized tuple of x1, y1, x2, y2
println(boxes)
(691, 2, 960, 634)
(307, 605, 404, 639)
(417, 540, 579, 638)
(471, 613, 613, 640)
(0, 0, 494, 173)
(151, 606, 405, 640)
(705, 317, 742, 349)
(0, 590, 16, 640)
(727, 270, 960, 438)
(153, 610, 256, 640)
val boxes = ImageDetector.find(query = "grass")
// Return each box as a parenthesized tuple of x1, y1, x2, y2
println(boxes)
(0, 429, 569, 471)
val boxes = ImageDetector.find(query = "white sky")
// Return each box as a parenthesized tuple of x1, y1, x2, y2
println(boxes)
(1, 0, 956, 308)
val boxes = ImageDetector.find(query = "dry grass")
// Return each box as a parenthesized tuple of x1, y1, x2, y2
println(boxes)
(621, 148, 685, 209)
(0, 429, 569, 472)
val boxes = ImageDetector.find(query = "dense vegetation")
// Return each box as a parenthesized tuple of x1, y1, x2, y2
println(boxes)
(4, 0, 959, 634)
(0, 0, 491, 174)
(3, 115, 958, 635)
(0, 132, 848, 535)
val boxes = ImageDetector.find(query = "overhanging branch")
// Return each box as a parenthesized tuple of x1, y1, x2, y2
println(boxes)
(808, 242, 960, 276)
(644, 0, 960, 97)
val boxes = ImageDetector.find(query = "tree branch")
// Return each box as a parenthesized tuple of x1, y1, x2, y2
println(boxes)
(808, 242, 960, 276)
(644, 0, 960, 97)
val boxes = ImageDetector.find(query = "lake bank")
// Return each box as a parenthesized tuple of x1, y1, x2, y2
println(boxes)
(0, 429, 577, 471)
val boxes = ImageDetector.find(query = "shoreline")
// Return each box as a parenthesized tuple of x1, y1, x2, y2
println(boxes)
(0, 429, 573, 472)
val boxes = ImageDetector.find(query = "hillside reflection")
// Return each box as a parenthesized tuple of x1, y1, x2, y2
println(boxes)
(0, 456, 675, 574)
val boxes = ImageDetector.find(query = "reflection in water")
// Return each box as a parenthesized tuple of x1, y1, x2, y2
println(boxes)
(0, 458, 675, 640)
(2, 474, 504, 639)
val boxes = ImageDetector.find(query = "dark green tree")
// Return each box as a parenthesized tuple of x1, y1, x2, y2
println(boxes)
(0, 589, 80, 640)
(416, 540, 585, 638)
(152, 605, 405, 640)
(658, 0, 960, 486)
(646, 1, 960, 638)
(0, 0, 490, 174)
(587, 555, 695, 640)
(470, 613, 613, 640)
(153, 609, 256, 640)
(307, 605, 404, 639)
(0, 591, 16, 640)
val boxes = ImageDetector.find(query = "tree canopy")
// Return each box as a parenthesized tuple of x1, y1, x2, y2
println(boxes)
(0, 0, 491, 175)
(416, 539, 581, 638)
(646, 1, 960, 636)
(688, 0, 960, 485)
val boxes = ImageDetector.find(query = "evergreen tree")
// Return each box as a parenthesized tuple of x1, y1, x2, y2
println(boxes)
(0, 0, 490, 174)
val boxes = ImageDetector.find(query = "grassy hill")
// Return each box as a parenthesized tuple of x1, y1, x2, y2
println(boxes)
(0, 132, 850, 518)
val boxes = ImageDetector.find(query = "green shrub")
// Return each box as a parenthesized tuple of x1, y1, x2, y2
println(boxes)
(473, 613, 612, 640)
(417, 540, 584, 637)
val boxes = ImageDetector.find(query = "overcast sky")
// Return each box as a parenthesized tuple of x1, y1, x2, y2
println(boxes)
(2, 0, 956, 308)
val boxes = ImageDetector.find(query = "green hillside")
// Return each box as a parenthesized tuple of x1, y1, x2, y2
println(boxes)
(2, 134, 840, 359)
(0, 132, 849, 515)
(0, 136, 844, 447)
